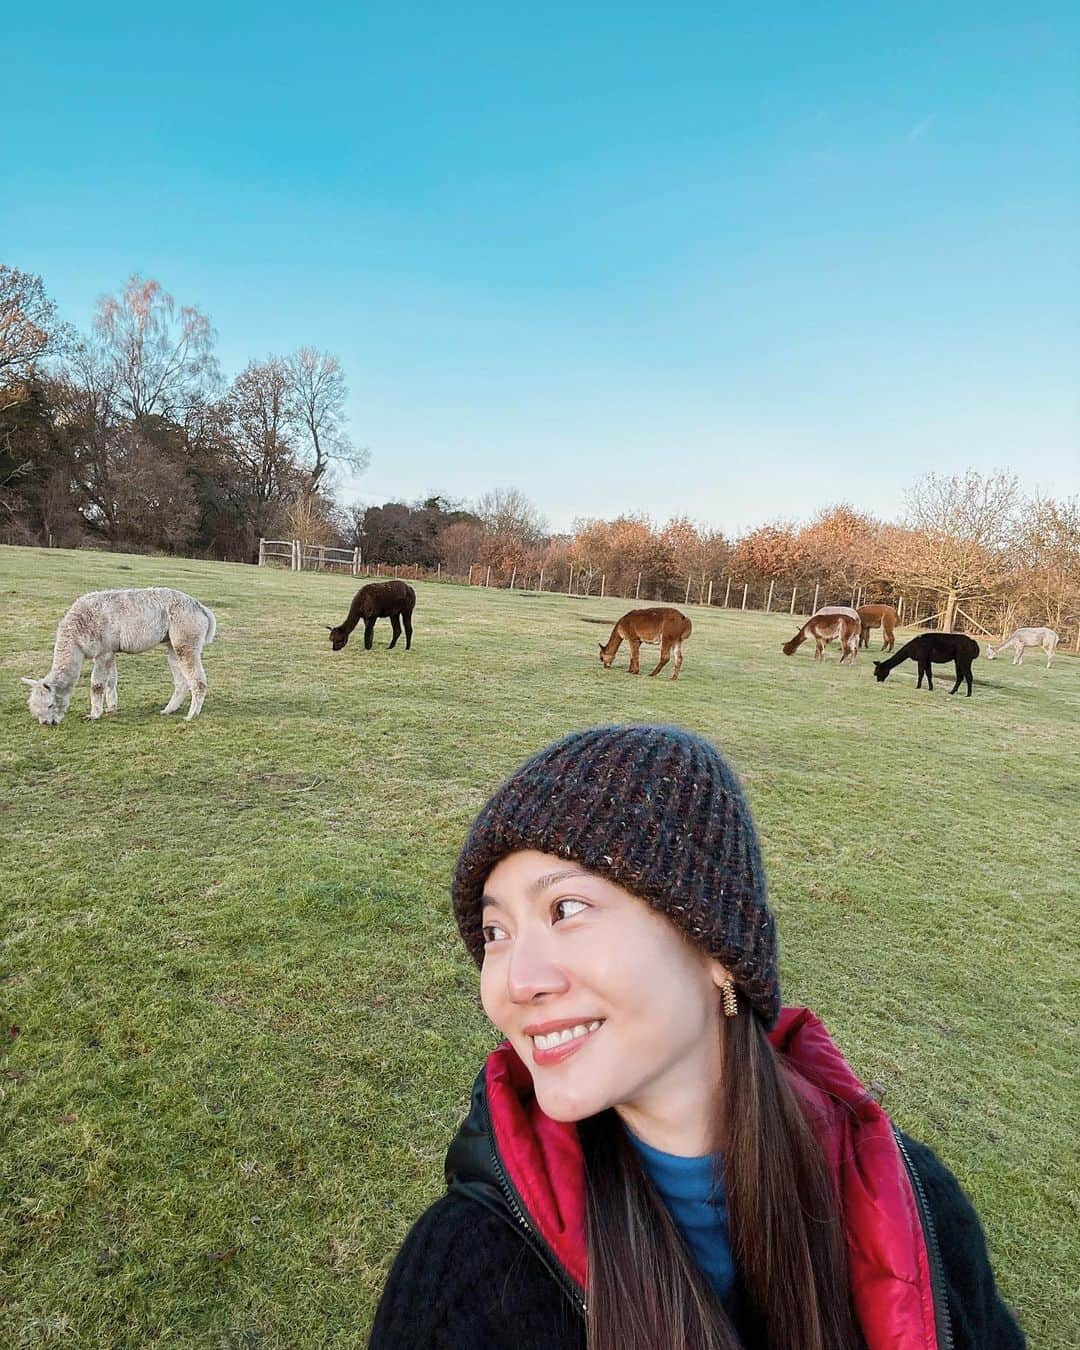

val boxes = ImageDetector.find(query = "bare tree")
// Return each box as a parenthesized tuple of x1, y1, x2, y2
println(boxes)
(475, 487, 548, 570)
(224, 357, 305, 541)
(0, 266, 69, 404)
(894, 470, 1019, 630)
(286, 347, 368, 492)
(91, 275, 218, 421)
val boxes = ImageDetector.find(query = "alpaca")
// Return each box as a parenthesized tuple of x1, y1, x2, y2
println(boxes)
(987, 627, 1059, 669)
(873, 632, 979, 697)
(22, 588, 216, 725)
(857, 604, 899, 651)
(782, 607, 861, 664)
(327, 580, 415, 651)
(599, 607, 692, 680)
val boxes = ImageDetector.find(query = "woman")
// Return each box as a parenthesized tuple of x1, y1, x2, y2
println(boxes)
(370, 725, 1024, 1349)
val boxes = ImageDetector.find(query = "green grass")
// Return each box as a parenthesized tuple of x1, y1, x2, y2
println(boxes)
(1, 544, 1077, 1348)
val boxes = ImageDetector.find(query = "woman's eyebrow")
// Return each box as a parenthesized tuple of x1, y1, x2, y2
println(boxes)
(527, 870, 592, 896)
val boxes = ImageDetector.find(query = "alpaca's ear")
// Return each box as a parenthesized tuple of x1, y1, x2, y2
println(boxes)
(325, 626, 334, 631)
(20, 677, 39, 687)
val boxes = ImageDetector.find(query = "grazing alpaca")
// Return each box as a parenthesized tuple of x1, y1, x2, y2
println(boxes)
(782, 607, 861, 664)
(599, 607, 692, 680)
(22, 588, 216, 725)
(328, 580, 416, 651)
(873, 632, 979, 697)
(857, 603, 899, 651)
(987, 627, 1059, 669)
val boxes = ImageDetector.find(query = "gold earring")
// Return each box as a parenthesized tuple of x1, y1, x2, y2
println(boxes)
(721, 980, 738, 1018)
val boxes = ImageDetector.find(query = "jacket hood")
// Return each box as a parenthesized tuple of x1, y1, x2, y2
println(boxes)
(446, 1006, 941, 1349)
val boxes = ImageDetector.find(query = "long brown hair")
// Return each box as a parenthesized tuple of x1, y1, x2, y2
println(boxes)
(580, 1009, 860, 1350)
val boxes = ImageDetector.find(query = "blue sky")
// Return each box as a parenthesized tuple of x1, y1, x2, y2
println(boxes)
(6, 2, 1078, 533)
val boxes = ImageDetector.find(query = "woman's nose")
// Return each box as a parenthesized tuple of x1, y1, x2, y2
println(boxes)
(506, 933, 570, 1004)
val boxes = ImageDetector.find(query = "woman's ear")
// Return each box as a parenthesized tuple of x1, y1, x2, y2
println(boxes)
(708, 960, 734, 989)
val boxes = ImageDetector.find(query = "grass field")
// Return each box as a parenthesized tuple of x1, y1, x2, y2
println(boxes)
(1, 544, 1077, 1348)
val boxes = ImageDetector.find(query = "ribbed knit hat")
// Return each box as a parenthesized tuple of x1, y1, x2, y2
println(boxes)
(452, 724, 780, 1027)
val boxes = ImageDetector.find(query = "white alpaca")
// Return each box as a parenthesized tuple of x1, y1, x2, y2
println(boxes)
(986, 627, 1059, 669)
(22, 588, 217, 725)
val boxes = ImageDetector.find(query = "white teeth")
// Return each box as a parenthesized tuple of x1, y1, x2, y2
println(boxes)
(534, 1022, 602, 1051)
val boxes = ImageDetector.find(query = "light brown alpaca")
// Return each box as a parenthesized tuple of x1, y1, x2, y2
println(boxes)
(782, 609, 860, 664)
(599, 607, 692, 680)
(857, 604, 899, 651)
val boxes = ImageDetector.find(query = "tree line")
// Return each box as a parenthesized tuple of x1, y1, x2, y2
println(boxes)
(2, 263, 1077, 635)
(1, 264, 366, 561)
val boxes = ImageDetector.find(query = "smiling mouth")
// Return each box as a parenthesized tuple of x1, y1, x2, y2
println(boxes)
(526, 1019, 605, 1066)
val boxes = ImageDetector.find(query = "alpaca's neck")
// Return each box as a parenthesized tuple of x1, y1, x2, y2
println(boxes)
(338, 594, 366, 634)
(47, 628, 85, 695)
(601, 624, 623, 656)
(876, 642, 912, 671)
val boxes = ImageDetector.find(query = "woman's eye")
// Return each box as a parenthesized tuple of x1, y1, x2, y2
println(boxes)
(554, 898, 589, 922)
(482, 923, 508, 944)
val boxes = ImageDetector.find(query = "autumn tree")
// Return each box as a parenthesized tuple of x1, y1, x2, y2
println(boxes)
(892, 471, 1019, 630)
(730, 522, 803, 585)
(1012, 495, 1080, 630)
(0, 266, 67, 388)
(89, 275, 218, 421)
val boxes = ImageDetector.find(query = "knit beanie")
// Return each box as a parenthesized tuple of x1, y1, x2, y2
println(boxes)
(452, 724, 780, 1027)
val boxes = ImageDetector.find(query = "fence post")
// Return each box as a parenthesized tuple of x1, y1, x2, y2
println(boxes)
(538, 566, 544, 591)
(723, 577, 731, 608)
(437, 562, 441, 580)
(706, 579, 713, 606)
(509, 566, 516, 590)
(568, 565, 573, 595)
(790, 586, 797, 614)
(685, 575, 692, 605)
(635, 571, 642, 600)
(485, 565, 491, 587)
(741, 583, 748, 611)
(812, 582, 819, 613)
(258, 538, 265, 567)
(292, 539, 300, 572)
(1075, 624, 1080, 653)
(897, 595, 904, 620)
(600, 574, 606, 598)
(766, 580, 774, 613)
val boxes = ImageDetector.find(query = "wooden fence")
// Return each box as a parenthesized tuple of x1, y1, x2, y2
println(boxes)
(258, 541, 1080, 647)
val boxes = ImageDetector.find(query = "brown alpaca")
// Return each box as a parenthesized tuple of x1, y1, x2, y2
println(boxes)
(857, 604, 899, 651)
(327, 580, 415, 651)
(599, 607, 692, 680)
(782, 608, 860, 664)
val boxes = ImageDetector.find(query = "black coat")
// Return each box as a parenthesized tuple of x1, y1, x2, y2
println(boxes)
(370, 1126, 1025, 1349)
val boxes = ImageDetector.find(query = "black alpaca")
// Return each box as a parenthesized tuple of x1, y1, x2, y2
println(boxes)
(327, 581, 416, 652)
(873, 633, 979, 697)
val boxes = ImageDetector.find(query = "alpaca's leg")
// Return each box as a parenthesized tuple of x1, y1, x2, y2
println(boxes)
(670, 642, 683, 680)
(966, 662, 973, 696)
(925, 662, 934, 690)
(649, 642, 671, 677)
(387, 613, 402, 648)
(87, 657, 108, 720)
(363, 618, 376, 650)
(1014, 647, 1023, 665)
(403, 608, 413, 650)
(103, 655, 119, 712)
(161, 650, 188, 714)
(1046, 645, 1054, 668)
(814, 638, 825, 661)
(172, 645, 208, 720)
(948, 662, 963, 695)
(628, 638, 641, 674)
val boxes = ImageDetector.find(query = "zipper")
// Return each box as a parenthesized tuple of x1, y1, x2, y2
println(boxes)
(484, 1102, 588, 1316)
(893, 1128, 955, 1350)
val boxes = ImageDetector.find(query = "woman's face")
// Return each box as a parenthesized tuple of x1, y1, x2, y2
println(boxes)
(480, 850, 729, 1154)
